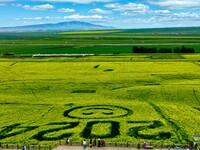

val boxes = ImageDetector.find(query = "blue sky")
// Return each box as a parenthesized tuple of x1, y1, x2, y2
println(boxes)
(0, 0, 200, 28)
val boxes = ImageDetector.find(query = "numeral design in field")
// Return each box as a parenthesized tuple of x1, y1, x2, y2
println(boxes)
(0, 105, 174, 141)
(128, 121, 171, 140)
(81, 121, 120, 138)
(0, 124, 38, 140)
(32, 122, 79, 141)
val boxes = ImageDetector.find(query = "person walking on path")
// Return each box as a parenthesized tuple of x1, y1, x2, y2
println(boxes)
(101, 139, 105, 147)
(137, 143, 141, 149)
(194, 142, 198, 150)
(98, 138, 101, 147)
(83, 139, 87, 149)
(189, 141, 193, 150)
(89, 139, 92, 148)
(22, 143, 26, 150)
(143, 141, 146, 149)
(93, 138, 96, 147)
(66, 138, 70, 145)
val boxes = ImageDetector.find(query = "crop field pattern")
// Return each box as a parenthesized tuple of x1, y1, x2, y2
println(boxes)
(1, 28, 200, 54)
(0, 59, 200, 145)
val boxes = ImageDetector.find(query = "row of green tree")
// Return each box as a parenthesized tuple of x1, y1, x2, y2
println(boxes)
(132, 46, 195, 53)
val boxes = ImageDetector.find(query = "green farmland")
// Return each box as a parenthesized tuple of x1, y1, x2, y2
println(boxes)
(1, 28, 200, 45)
(0, 28, 200, 145)
(0, 55, 200, 145)
(0, 28, 200, 54)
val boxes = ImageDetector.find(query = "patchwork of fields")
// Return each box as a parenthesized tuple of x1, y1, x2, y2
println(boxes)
(1, 28, 200, 54)
(0, 56, 200, 145)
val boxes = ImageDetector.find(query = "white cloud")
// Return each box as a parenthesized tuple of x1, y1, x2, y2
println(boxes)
(23, 17, 33, 20)
(45, 16, 50, 19)
(23, 17, 43, 20)
(32, 0, 113, 4)
(146, 11, 200, 26)
(111, 12, 200, 28)
(154, 10, 170, 14)
(151, 11, 200, 23)
(173, 12, 199, 18)
(18, 16, 51, 21)
(23, 21, 29, 24)
(34, 17, 43, 20)
(120, 12, 134, 16)
(89, 8, 111, 14)
(22, 4, 54, 10)
(105, 3, 149, 14)
(63, 14, 103, 19)
(58, 8, 75, 13)
(150, 0, 200, 9)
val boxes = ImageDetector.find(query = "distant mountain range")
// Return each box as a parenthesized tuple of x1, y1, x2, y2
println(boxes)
(0, 21, 114, 32)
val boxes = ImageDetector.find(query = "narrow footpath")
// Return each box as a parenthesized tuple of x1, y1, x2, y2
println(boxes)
(53, 145, 177, 150)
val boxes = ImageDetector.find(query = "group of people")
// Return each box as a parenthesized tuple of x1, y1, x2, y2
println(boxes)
(21, 143, 26, 150)
(64, 138, 198, 150)
(189, 141, 199, 150)
(66, 137, 105, 149)
(83, 138, 105, 149)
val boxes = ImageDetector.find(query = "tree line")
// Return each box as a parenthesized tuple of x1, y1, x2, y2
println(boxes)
(132, 46, 195, 53)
